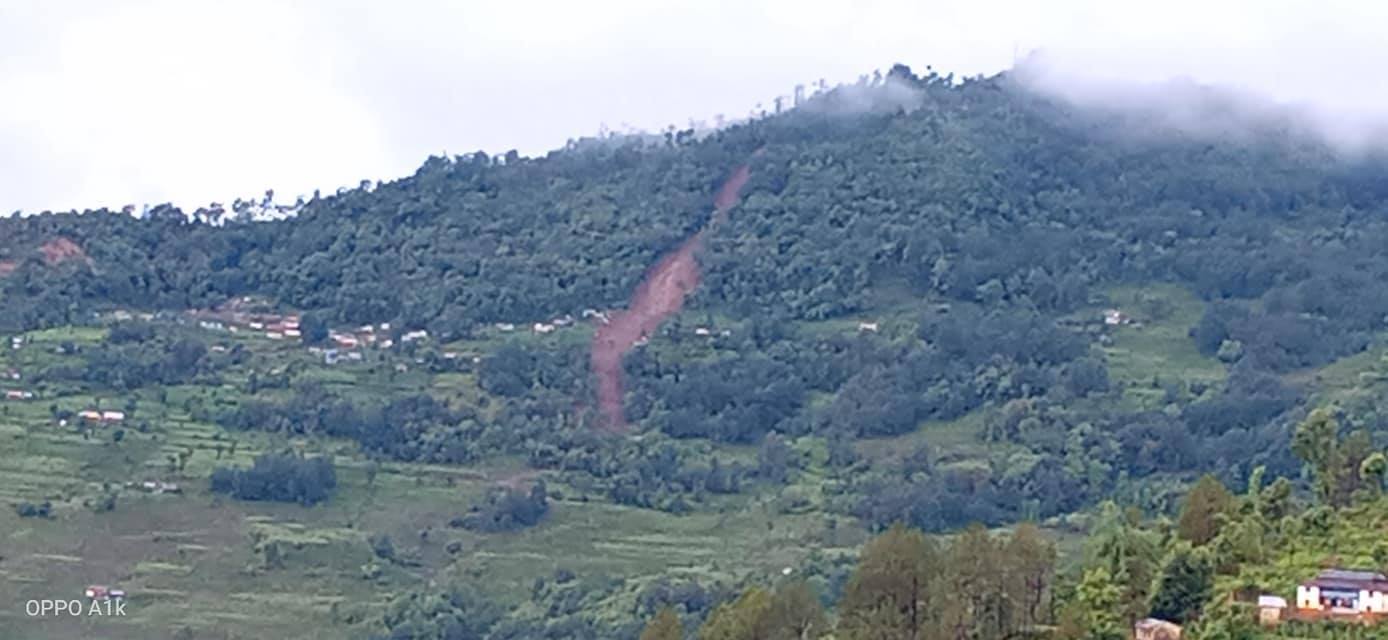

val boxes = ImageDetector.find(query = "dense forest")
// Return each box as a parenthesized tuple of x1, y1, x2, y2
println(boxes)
(5, 61, 1388, 638)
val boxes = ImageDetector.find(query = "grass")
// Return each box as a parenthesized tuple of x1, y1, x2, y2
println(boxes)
(1098, 284, 1226, 409)
(0, 285, 1232, 638)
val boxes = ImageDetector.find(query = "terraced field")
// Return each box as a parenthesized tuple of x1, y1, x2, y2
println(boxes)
(0, 284, 1260, 638)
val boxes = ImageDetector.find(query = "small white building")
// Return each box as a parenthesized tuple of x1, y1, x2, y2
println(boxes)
(858, 322, 879, 333)
(496, 323, 517, 332)
(101, 411, 125, 422)
(533, 323, 556, 334)
(1103, 309, 1132, 326)
(694, 327, 712, 336)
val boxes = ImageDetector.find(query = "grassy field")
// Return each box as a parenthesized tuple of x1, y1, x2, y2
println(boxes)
(1098, 284, 1227, 409)
(0, 284, 1245, 638)
(0, 317, 860, 639)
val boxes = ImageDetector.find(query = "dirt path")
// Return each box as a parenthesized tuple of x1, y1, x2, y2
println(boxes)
(590, 161, 754, 431)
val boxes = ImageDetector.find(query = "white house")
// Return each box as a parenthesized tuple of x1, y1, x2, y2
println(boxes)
(1297, 569, 1388, 614)
(858, 322, 879, 333)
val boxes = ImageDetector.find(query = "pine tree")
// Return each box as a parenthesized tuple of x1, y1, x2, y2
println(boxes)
(1176, 474, 1233, 546)
(837, 523, 941, 640)
(640, 606, 683, 640)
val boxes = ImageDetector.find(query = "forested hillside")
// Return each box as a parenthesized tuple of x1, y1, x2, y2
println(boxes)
(5, 63, 1388, 639)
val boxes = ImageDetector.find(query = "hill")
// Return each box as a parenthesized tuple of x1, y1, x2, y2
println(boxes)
(3, 64, 1388, 638)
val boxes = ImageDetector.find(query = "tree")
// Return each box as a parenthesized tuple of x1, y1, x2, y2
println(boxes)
(699, 587, 772, 640)
(1361, 452, 1387, 495)
(1292, 406, 1374, 506)
(1059, 566, 1126, 640)
(1177, 474, 1234, 546)
(300, 311, 330, 345)
(1006, 522, 1057, 628)
(765, 580, 828, 640)
(838, 523, 942, 640)
(1085, 502, 1162, 626)
(943, 524, 1007, 639)
(640, 607, 683, 640)
(1147, 542, 1214, 623)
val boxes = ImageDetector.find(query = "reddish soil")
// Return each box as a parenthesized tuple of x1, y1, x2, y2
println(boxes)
(591, 162, 754, 431)
(39, 237, 90, 266)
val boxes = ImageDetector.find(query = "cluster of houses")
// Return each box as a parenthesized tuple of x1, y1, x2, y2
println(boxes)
(127, 479, 181, 494)
(499, 314, 580, 335)
(4, 389, 35, 401)
(1286, 568, 1388, 620)
(1140, 568, 1388, 638)
(1103, 308, 1138, 327)
(76, 409, 125, 424)
(84, 585, 127, 601)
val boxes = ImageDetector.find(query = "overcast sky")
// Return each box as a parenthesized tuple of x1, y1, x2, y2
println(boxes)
(2, 0, 1386, 213)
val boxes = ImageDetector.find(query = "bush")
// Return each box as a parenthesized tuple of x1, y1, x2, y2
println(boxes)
(15, 500, 52, 518)
(209, 452, 337, 506)
(461, 481, 550, 533)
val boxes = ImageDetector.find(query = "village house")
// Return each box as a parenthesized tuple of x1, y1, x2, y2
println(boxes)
(1296, 569, 1388, 615)
(1259, 595, 1288, 625)
(401, 330, 429, 342)
(1134, 618, 1182, 640)
(78, 410, 103, 421)
(101, 411, 125, 423)
(694, 327, 712, 336)
(1103, 309, 1132, 326)
(4, 390, 35, 400)
(5, 368, 19, 380)
(533, 323, 556, 334)
(84, 585, 126, 601)
(266, 331, 285, 340)
(136, 480, 182, 494)
(496, 322, 517, 332)
(553, 315, 575, 327)
(284, 329, 302, 338)
(858, 321, 880, 333)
